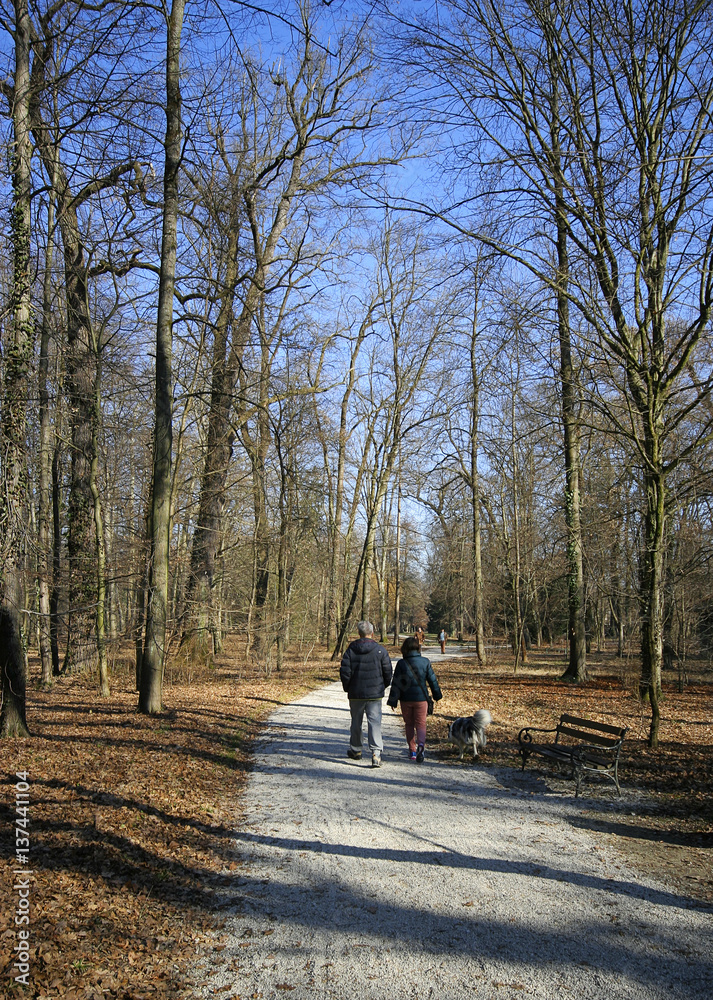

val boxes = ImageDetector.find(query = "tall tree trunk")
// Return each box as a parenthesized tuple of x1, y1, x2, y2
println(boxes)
(317, 563, 327, 642)
(140, 0, 185, 713)
(471, 486, 486, 660)
(247, 425, 271, 657)
(334, 530, 372, 658)
(556, 227, 587, 680)
(333, 462, 396, 658)
(170, 520, 187, 634)
(510, 391, 526, 671)
(181, 216, 243, 655)
(89, 344, 109, 697)
(358, 448, 387, 626)
(316, 316, 371, 647)
(468, 302, 487, 664)
(37, 145, 57, 685)
(547, 66, 587, 683)
(50, 430, 62, 675)
(62, 269, 98, 675)
(30, 43, 97, 675)
(393, 475, 402, 647)
(639, 466, 666, 747)
(241, 307, 272, 659)
(105, 501, 118, 640)
(361, 532, 373, 621)
(134, 516, 150, 692)
(325, 405, 348, 646)
(1, 0, 33, 737)
(212, 543, 225, 654)
(376, 519, 390, 643)
(275, 458, 293, 672)
(184, 138, 306, 653)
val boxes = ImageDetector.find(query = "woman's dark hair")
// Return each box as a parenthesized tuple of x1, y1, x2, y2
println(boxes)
(401, 636, 420, 657)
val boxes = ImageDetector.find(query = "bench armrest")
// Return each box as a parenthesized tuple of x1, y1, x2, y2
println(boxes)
(518, 726, 558, 744)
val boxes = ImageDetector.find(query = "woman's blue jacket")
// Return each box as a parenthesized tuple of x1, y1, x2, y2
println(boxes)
(387, 652, 442, 707)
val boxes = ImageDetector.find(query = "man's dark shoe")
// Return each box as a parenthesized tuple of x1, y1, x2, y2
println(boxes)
(347, 748, 362, 760)
(416, 744, 425, 763)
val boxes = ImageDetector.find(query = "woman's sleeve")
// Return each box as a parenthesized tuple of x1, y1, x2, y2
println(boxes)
(427, 663, 443, 700)
(387, 661, 403, 705)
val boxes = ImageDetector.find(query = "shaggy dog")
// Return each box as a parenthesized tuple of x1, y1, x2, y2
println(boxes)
(448, 709, 492, 760)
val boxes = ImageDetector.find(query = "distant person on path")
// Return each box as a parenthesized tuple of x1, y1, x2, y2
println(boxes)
(340, 620, 393, 768)
(387, 636, 442, 763)
(415, 625, 425, 649)
(439, 628, 447, 654)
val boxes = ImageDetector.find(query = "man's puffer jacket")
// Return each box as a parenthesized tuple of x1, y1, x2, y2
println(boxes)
(387, 652, 442, 706)
(340, 638, 393, 700)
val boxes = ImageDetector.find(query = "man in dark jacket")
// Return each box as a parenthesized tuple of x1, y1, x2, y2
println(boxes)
(340, 620, 392, 768)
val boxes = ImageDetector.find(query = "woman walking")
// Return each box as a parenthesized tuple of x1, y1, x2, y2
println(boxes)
(387, 636, 442, 762)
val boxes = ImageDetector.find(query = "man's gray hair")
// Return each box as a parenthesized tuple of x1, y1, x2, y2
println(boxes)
(357, 620, 374, 637)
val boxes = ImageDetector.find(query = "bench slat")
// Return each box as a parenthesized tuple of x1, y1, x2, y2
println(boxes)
(556, 725, 622, 747)
(559, 714, 626, 737)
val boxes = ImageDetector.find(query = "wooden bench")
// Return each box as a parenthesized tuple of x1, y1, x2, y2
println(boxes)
(517, 714, 627, 797)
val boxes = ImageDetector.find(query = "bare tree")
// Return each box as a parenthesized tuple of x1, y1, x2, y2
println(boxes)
(140, 0, 186, 713)
(35, 135, 58, 685)
(0, 0, 32, 737)
(447, 258, 498, 662)
(401, 0, 713, 744)
(312, 304, 375, 647)
(396, 0, 588, 681)
(182, 6, 393, 657)
(332, 217, 455, 656)
(5, 0, 154, 679)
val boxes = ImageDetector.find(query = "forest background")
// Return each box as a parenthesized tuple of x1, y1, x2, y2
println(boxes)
(2, 0, 713, 744)
(1, 2, 713, 996)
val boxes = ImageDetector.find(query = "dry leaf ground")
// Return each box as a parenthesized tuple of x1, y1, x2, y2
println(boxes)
(0, 644, 332, 1000)
(428, 645, 713, 907)
(0, 639, 711, 999)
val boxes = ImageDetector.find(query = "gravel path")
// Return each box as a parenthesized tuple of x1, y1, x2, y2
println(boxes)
(200, 681, 712, 1000)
